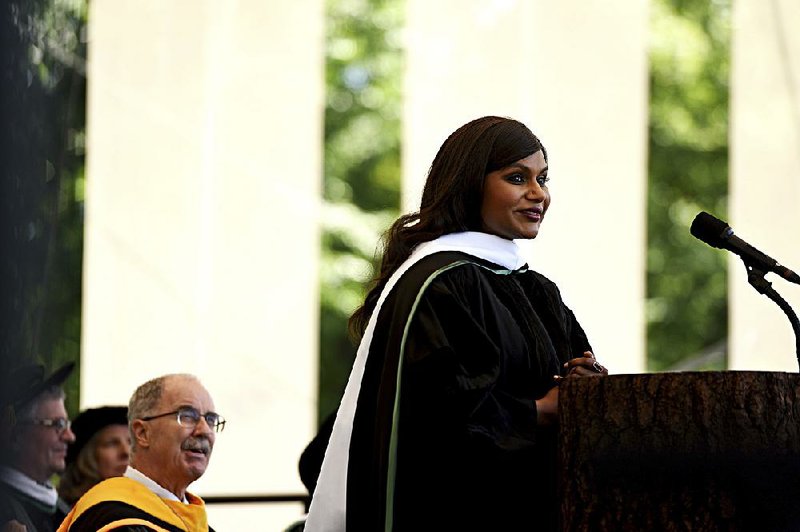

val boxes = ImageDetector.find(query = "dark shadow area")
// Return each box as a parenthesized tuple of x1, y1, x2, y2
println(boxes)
(0, 0, 86, 411)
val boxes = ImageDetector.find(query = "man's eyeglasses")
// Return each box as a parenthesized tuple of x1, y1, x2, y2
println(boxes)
(24, 418, 72, 435)
(140, 407, 226, 433)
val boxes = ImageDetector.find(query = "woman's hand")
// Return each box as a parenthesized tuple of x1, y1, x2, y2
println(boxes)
(557, 351, 608, 381)
(535, 385, 559, 426)
(538, 352, 608, 425)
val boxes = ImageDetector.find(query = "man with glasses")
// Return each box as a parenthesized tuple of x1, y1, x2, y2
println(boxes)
(0, 362, 76, 532)
(58, 373, 223, 532)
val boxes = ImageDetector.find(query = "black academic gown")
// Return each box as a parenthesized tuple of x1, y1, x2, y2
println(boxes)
(0, 480, 65, 532)
(346, 251, 592, 531)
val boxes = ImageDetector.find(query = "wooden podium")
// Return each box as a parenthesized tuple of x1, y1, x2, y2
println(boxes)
(558, 372, 800, 531)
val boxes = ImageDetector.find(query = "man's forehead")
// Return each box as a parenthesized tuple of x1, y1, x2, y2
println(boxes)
(34, 396, 68, 417)
(160, 376, 214, 409)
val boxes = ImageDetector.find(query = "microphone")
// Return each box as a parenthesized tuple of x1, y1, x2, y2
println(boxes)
(690, 211, 800, 284)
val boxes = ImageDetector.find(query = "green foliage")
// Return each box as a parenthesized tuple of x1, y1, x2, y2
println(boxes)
(0, 0, 87, 415)
(324, 0, 404, 210)
(318, 0, 404, 420)
(646, 0, 730, 370)
(319, 204, 396, 418)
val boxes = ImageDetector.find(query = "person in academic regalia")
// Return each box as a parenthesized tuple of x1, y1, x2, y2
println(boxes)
(304, 115, 610, 532)
(57, 406, 130, 509)
(0, 362, 76, 532)
(57, 374, 221, 532)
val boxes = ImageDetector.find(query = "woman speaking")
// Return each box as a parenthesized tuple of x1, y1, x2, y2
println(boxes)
(306, 116, 608, 531)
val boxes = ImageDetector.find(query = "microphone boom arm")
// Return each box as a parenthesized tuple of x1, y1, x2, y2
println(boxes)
(744, 262, 800, 371)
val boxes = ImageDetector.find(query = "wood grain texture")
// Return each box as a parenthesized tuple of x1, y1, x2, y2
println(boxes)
(559, 372, 800, 531)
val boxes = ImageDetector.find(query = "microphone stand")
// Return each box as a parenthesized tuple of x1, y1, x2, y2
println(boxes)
(744, 263, 800, 371)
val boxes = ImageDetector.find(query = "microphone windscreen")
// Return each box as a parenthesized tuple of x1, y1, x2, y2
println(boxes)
(690, 211, 729, 248)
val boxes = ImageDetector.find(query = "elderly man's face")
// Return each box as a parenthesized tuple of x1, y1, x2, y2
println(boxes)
(143, 376, 216, 494)
(16, 397, 75, 483)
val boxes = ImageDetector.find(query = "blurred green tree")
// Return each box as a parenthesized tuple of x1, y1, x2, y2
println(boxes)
(646, 0, 730, 370)
(318, 0, 404, 420)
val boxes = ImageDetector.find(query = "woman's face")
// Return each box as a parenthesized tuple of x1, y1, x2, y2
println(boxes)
(480, 150, 550, 240)
(93, 424, 131, 480)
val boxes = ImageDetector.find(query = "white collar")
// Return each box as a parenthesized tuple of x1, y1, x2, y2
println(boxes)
(125, 465, 188, 503)
(0, 465, 58, 510)
(413, 231, 527, 270)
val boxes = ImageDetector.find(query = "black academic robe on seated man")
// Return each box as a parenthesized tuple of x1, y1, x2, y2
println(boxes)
(0, 466, 67, 532)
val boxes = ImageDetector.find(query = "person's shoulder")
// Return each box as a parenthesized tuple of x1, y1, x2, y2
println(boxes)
(525, 268, 557, 287)
(68, 477, 154, 520)
(64, 499, 185, 531)
(80, 476, 148, 503)
(391, 251, 479, 292)
(394, 251, 523, 303)
(413, 251, 517, 276)
(0, 480, 39, 529)
(64, 479, 185, 532)
(0, 482, 32, 528)
(418, 256, 525, 306)
(406, 251, 477, 274)
(522, 268, 566, 298)
(408, 253, 488, 286)
(0, 479, 16, 507)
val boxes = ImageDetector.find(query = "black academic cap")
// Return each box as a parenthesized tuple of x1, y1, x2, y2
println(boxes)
(66, 405, 129, 465)
(0, 362, 75, 412)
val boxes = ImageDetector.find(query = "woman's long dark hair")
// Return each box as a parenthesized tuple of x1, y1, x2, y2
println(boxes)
(348, 116, 546, 340)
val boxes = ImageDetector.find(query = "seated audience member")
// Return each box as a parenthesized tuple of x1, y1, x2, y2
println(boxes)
(57, 406, 130, 507)
(0, 362, 76, 532)
(58, 374, 223, 532)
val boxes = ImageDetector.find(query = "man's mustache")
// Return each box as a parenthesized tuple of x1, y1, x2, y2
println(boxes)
(181, 437, 212, 455)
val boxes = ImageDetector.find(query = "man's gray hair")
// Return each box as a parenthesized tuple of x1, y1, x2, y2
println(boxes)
(16, 386, 65, 422)
(128, 373, 196, 450)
